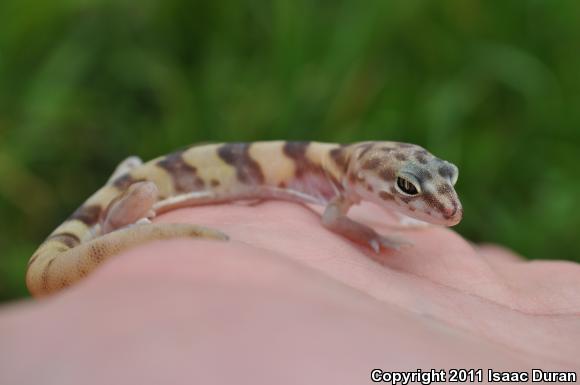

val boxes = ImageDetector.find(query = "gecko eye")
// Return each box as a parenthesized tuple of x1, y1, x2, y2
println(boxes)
(396, 176, 420, 196)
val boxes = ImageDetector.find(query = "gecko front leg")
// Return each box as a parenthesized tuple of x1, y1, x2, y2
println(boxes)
(321, 196, 411, 252)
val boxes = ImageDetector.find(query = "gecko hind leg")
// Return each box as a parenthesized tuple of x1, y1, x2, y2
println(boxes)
(28, 181, 230, 296)
(101, 181, 160, 234)
(99, 180, 229, 241)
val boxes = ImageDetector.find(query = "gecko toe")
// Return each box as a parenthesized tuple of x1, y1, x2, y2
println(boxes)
(369, 239, 380, 253)
(377, 235, 413, 251)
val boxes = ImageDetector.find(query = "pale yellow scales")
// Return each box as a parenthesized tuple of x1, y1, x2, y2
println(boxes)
(26, 141, 462, 297)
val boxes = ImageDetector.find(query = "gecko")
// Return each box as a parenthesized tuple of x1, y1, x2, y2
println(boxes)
(26, 141, 462, 297)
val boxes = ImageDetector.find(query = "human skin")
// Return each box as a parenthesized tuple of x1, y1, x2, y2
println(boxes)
(1, 201, 579, 385)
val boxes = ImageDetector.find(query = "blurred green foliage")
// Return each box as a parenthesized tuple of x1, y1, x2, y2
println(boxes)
(1, 0, 579, 302)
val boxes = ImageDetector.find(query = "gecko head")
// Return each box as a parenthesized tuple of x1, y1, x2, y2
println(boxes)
(347, 142, 463, 226)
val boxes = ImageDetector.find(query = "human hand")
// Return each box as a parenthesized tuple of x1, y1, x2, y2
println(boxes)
(1, 201, 578, 384)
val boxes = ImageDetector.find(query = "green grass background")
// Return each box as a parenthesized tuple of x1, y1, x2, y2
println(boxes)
(1, 0, 579, 302)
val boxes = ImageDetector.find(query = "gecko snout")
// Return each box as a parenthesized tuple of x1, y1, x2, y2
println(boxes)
(443, 204, 463, 226)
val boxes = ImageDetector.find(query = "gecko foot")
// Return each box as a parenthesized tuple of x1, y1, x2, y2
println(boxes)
(134, 218, 152, 226)
(368, 234, 413, 253)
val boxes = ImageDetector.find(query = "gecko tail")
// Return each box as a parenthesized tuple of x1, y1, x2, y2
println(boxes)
(25, 223, 228, 297)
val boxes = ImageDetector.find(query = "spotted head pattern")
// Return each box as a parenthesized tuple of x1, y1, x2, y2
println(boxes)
(344, 141, 463, 226)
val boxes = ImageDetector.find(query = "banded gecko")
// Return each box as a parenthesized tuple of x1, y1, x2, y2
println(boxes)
(26, 141, 462, 297)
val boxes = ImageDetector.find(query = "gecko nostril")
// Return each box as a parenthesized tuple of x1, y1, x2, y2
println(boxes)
(447, 206, 464, 223)
(443, 206, 458, 219)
